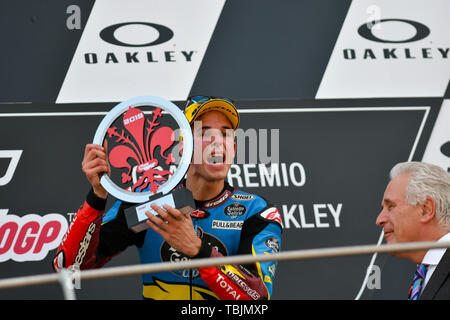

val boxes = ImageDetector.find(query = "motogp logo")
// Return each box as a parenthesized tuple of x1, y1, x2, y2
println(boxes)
(0, 211, 68, 262)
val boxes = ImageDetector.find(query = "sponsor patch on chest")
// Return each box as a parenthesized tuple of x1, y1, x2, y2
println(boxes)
(212, 220, 244, 230)
(224, 203, 247, 218)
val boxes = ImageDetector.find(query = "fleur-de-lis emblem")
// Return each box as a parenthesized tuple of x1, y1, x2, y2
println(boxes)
(106, 107, 175, 194)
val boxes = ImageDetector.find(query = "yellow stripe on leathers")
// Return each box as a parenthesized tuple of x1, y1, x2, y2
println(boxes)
(252, 245, 271, 299)
(142, 278, 218, 300)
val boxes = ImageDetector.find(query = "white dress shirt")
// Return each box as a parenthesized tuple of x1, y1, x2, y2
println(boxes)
(421, 232, 450, 290)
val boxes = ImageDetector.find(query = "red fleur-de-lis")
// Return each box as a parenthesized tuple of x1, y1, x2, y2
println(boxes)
(107, 107, 175, 193)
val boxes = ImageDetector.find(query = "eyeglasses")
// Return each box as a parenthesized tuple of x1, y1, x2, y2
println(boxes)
(185, 95, 234, 110)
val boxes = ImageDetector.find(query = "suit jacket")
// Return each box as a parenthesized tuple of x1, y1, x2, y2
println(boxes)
(420, 249, 450, 300)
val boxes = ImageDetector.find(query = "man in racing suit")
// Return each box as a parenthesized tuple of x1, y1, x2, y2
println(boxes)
(53, 96, 282, 300)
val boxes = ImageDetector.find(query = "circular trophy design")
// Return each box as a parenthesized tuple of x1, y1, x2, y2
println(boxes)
(93, 96, 193, 203)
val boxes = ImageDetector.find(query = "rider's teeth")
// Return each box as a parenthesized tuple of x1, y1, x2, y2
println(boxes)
(208, 154, 224, 164)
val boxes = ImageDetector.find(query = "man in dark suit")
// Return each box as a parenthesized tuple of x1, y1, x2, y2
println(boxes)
(376, 161, 450, 300)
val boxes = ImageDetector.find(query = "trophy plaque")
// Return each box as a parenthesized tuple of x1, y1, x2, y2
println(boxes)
(93, 96, 194, 232)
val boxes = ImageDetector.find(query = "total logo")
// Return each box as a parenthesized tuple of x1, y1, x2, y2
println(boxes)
(0, 210, 68, 262)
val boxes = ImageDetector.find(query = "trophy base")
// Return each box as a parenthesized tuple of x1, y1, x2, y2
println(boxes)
(124, 187, 195, 233)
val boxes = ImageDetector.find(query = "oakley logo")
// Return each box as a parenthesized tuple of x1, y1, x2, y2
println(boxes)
(358, 19, 430, 43)
(100, 22, 174, 47)
(0, 150, 22, 186)
(441, 141, 450, 172)
(441, 141, 450, 158)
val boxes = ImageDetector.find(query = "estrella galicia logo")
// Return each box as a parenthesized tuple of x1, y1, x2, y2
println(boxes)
(224, 203, 246, 218)
(358, 19, 430, 43)
(100, 22, 174, 47)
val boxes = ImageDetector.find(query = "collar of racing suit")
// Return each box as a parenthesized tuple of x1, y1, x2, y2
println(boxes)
(177, 179, 235, 212)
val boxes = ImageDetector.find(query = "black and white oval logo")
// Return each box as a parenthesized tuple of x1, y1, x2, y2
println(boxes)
(358, 19, 430, 43)
(231, 194, 255, 201)
(100, 22, 174, 47)
(441, 141, 450, 158)
(224, 203, 247, 218)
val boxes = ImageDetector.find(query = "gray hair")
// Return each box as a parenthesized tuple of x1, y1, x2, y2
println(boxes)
(390, 162, 450, 227)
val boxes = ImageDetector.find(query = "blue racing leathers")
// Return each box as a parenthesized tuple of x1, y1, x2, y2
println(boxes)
(53, 181, 282, 300)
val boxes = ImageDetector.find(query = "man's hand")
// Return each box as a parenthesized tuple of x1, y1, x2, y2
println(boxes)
(145, 204, 202, 257)
(82, 143, 110, 199)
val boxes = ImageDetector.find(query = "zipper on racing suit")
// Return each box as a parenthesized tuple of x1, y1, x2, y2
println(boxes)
(190, 217, 199, 300)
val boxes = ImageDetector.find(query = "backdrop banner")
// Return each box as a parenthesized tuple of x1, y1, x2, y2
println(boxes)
(0, 98, 442, 299)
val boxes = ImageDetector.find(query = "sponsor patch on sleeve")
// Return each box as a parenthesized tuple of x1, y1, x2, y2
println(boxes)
(259, 207, 282, 228)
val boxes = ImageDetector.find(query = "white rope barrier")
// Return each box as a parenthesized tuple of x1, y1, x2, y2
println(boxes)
(1, 240, 449, 293)
(354, 231, 385, 300)
(57, 268, 77, 300)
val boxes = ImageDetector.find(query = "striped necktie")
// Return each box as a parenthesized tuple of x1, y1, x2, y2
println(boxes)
(408, 264, 428, 300)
